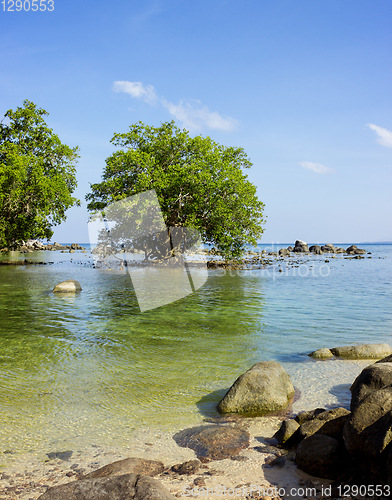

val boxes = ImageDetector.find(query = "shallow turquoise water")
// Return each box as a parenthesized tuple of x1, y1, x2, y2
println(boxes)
(0, 243, 391, 461)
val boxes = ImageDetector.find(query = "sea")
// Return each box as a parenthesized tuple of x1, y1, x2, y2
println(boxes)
(0, 242, 391, 466)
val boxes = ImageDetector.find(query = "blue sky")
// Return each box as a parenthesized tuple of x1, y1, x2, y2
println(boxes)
(1, 0, 391, 244)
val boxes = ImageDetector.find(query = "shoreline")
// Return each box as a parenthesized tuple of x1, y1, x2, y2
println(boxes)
(0, 357, 379, 499)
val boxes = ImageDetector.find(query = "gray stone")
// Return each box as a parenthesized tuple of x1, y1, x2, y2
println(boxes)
(321, 244, 335, 253)
(294, 408, 326, 425)
(296, 434, 348, 480)
(309, 245, 323, 255)
(376, 354, 392, 364)
(278, 248, 290, 256)
(293, 240, 309, 253)
(343, 386, 392, 482)
(273, 419, 300, 444)
(330, 344, 392, 359)
(81, 458, 164, 480)
(52, 279, 82, 293)
(217, 361, 295, 415)
(350, 362, 392, 411)
(170, 460, 201, 475)
(173, 425, 249, 460)
(308, 348, 334, 359)
(298, 407, 350, 440)
(37, 473, 175, 500)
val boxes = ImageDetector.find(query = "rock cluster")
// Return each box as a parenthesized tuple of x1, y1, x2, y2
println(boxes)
(289, 241, 366, 255)
(1, 240, 84, 253)
(273, 354, 392, 487)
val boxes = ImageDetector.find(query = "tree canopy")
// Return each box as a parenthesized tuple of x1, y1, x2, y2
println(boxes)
(86, 121, 264, 258)
(0, 100, 80, 248)
(86, 121, 265, 259)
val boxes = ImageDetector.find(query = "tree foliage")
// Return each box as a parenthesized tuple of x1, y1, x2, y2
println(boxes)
(86, 121, 265, 259)
(0, 100, 80, 248)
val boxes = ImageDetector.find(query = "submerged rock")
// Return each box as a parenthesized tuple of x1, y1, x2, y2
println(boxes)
(81, 457, 164, 480)
(37, 473, 174, 500)
(52, 279, 82, 293)
(173, 425, 249, 460)
(217, 361, 295, 415)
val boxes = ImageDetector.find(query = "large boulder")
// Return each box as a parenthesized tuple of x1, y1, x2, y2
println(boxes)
(52, 279, 82, 293)
(217, 361, 295, 415)
(343, 386, 392, 483)
(309, 245, 323, 255)
(350, 362, 392, 411)
(330, 343, 392, 359)
(321, 244, 335, 253)
(346, 245, 366, 255)
(81, 458, 164, 480)
(293, 240, 309, 253)
(37, 473, 175, 500)
(295, 434, 349, 480)
(173, 425, 249, 460)
(278, 248, 290, 256)
(298, 407, 350, 441)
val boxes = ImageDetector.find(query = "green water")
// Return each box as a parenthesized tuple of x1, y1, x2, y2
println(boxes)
(1, 245, 391, 463)
(0, 262, 267, 459)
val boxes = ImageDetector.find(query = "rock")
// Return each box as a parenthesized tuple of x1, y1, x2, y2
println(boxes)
(293, 240, 309, 253)
(346, 245, 357, 253)
(170, 460, 201, 475)
(321, 244, 335, 253)
(345, 245, 366, 255)
(173, 425, 249, 460)
(273, 419, 300, 445)
(52, 279, 82, 293)
(81, 458, 164, 480)
(217, 361, 295, 415)
(37, 473, 175, 500)
(376, 354, 392, 364)
(298, 407, 350, 441)
(295, 434, 349, 480)
(335, 247, 346, 253)
(47, 451, 73, 461)
(309, 245, 323, 255)
(294, 408, 326, 425)
(278, 248, 290, 256)
(350, 362, 392, 411)
(330, 343, 392, 359)
(71, 243, 83, 250)
(343, 386, 392, 482)
(308, 348, 334, 359)
(69, 249, 75, 253)
(286, 246, 293, 251)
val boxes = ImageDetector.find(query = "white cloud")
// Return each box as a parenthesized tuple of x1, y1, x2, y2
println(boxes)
(162, 98, 237, 132)
(298, 161, 335, 175)
(367, 123, 392, 148)
(112, 81, 157, 104)
(112, 81, 237, 132)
